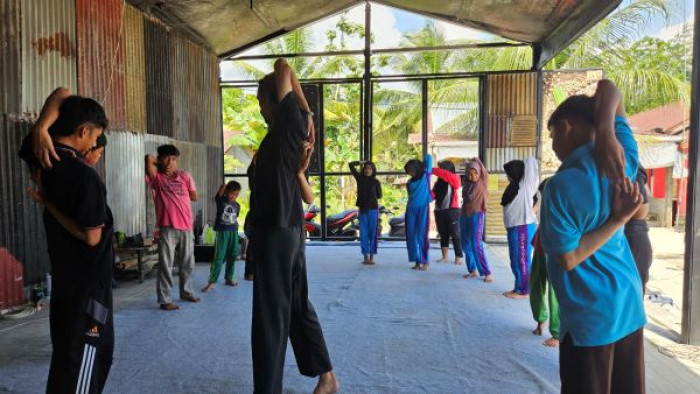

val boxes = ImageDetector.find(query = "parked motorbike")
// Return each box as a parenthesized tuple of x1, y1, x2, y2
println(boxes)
(304, 204, 359, 238)
(388, 213, 406, 238)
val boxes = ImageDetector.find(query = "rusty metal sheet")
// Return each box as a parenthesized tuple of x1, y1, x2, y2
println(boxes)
(0, 0, 21, 115)
(105, 131, 147, 236)
(76, 0, 127, 131)
(144, 17, 174, 137)
(20, 0, 78, 118)
(0, 116, 50, 285)
(124, 4, 147, 132)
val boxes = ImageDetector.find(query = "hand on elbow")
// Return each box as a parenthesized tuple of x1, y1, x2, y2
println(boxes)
(557, 253, 578, 271)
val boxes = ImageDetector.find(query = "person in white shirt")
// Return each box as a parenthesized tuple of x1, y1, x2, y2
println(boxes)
(501, 156, 539, 299)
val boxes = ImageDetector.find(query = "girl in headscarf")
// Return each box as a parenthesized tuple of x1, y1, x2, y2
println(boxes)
(404, 154, 433, 270)
(461, 157, 492, 282)
(349, 160, 382, 265)
(431, 160, 463, 265)
(501, 156, 539, 299)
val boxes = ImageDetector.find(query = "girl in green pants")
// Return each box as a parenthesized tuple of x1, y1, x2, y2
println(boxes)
(202, 181, 242, 292)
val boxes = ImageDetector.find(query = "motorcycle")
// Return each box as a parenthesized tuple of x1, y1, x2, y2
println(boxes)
(304, 204, 359, 238)
(387, 210, 406, 238)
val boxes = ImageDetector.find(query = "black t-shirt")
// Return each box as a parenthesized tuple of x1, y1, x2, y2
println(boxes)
(253, 92, 307, 228)
(349, 163, 382, 212)
(214, 195, 240, 231)
(41, 144, 114, 322)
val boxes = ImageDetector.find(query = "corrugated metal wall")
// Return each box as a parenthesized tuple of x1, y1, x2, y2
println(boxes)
(105, 131, 146, 236)
(124, 4, 146, 132)
(76, 0, 126, 131)
(20, 0, 78, 118)
(1, 0, 224, 291)
(0, 0, 20, 115)
(484, 72, 540, 238)
(0, 115, 49, 284)
(144, 17, 174, 137)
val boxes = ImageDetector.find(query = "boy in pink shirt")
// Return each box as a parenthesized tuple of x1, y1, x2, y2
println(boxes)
(145, 144, 200, 311)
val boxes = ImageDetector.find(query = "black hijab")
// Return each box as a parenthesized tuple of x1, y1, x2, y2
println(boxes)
(501, 160, 525, 207)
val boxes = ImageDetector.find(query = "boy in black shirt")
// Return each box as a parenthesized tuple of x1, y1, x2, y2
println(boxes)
(20, 88, 114, 394)
(251, 58, 339, 394)
(202, 181, 241, 292)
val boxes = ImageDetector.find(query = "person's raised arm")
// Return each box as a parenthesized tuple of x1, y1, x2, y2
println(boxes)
(424, 154, 433, 174)
(274, 58, 314, 144)
(33, 87, 71, 168)
(145, 154, 158, 180)
(349, 161, 361, 179)
(554, 178, 641, 271)
(299, 142, 315, 204)
(593, 79, 627, 180)
(521, 157, 540, 196)
(216, 184, 226, 199)
(432, 167, 461, 190)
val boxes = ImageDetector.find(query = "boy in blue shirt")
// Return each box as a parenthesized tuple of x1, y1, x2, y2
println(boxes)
(540, 80, 646, 394)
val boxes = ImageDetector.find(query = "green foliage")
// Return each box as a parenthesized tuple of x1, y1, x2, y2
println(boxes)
(222, 0, 690, 221)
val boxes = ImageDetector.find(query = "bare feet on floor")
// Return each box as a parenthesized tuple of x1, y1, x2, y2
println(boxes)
(314, 371, 340, 394)
(411, 263, 420, 270)
(462, 271, 478, 279)
(181, 295, 201, 303)
(159, 303, 179, 311)
(418, 264, 429, 271)
(225, 279, 238, 287)
(483, 275, 493, 283)
(201, 283, 216, 293)
(454, 258, 463, 265)
(503, 291, 528, 299)
(436, 258, 448, 263)
(362, 260, 375, 265)
(532, 322, 545, 336)
(543, 337, 560, 347)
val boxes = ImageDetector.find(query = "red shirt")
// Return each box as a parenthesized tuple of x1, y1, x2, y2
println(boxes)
(146, 171, 196, 231)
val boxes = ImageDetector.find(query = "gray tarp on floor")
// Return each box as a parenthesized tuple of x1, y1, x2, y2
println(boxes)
(1, 243, 561, 393)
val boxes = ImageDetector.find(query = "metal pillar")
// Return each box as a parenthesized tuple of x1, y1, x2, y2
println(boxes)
(682, 0, 700, 345)
(362, 1, 372, 161)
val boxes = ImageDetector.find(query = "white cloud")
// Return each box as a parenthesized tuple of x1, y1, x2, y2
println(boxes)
(435, 20, 492, 42)
(656, 14, 694, 40)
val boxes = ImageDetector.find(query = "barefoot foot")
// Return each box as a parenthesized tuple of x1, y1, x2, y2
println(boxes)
(483, 275, 493, 283)
(418, 264, 429, 271)
(436, 258, 448, 263)
(201, 283, 216, 293)
(159, 303, 179, 311)
(181, 295, 201, 303)
(225, 280, 238, 287)
(314, 371, 340, 394)
(532, 322, 545, 336)
(503, 291, 528, 299)
(454, 258, 463, 266)
(543, 337, 560, 348)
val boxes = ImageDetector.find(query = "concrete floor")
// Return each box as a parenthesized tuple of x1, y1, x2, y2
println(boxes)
(1, 242, 699, 393)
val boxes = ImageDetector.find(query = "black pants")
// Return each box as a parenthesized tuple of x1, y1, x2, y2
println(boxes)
(244, 237, 255, 277)
(252, 226, 332, 394)
(434, 209, 463, 258)
(625, 219, 652, 291)
(560, 329, 645, 394)
(47, 289, 114, 394)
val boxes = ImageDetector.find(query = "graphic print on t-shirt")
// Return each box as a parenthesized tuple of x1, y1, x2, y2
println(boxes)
(221, 204, 238, 226)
